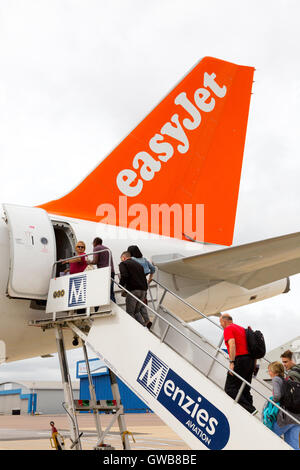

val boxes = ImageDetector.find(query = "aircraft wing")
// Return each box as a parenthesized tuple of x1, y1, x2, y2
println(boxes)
(155, 232, 300, 290)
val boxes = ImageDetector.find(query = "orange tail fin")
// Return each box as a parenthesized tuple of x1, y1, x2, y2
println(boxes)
(39, 57, 254, 245)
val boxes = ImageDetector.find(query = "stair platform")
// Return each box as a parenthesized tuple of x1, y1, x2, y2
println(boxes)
(29, 308, 112, 329)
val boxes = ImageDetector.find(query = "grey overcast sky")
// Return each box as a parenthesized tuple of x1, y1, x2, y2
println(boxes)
(1, 0, 300, 382)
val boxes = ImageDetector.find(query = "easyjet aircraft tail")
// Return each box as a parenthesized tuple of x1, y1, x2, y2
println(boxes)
(39, 57, 255, 246)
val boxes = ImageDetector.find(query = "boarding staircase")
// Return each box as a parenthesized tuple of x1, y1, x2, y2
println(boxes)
(30, 251, 297, 450)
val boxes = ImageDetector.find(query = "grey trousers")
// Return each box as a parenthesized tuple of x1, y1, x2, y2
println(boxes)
(126, 290, 149, 325)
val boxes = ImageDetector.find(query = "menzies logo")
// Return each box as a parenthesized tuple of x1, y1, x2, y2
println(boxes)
(116, 72, 227, 197)
(138, 353, 169, 398)
(68, 275, 87, 308)
(137, 351, 230, 450)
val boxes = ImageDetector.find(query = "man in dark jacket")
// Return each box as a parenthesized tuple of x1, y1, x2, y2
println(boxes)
(119, 251, 151, 328)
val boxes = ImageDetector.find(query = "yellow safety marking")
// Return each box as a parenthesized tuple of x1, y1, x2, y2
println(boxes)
(122, 430, 136, 444)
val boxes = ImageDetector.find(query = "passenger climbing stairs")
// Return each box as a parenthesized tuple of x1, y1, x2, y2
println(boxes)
(30, 257, 294, 450)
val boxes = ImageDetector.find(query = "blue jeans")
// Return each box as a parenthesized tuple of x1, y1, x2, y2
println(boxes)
(273, 422, 300, 450)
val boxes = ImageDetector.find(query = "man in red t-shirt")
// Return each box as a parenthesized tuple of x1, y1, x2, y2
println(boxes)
(220, 313, 256, 414)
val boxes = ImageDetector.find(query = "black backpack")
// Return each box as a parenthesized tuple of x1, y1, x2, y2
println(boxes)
(288, 365, 300, 383)
(281, 378, 300, 414)
(245, 326, 266, 359)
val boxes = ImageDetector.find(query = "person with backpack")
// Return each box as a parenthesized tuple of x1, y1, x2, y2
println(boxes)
(267, 361, 300, 449)
(280, 350, 300, 383)
(219, 313, 256, 414)
(119, 251, 152, 329)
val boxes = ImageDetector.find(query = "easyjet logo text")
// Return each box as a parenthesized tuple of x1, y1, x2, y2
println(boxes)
(116, 72, 227, 197)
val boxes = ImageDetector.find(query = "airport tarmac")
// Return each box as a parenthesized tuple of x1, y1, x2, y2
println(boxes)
(0, 413, 189, 450)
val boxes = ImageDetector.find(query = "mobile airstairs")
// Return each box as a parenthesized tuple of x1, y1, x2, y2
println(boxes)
(30, 252, 298, 450)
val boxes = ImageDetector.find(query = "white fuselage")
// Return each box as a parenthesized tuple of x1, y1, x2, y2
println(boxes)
(0, 205, 288, 363)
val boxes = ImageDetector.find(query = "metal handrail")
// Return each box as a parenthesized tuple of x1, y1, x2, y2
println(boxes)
(152, 278, 274, 371)
(153, 278, 223, 330)
(152, 279, 300, 416)
(52, 248, 112, 278)
(113, 278, 300, 427)
(49, 252, 300, 429)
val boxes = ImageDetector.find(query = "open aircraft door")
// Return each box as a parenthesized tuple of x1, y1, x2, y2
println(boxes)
(3, 204, 56, 299)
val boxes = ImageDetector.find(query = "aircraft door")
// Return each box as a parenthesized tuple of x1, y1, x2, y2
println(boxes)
(3, 204, 56, 299)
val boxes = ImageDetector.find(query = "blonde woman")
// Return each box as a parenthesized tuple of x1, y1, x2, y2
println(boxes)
(62, 241, 87, 274)
(268, 361, 300, 449)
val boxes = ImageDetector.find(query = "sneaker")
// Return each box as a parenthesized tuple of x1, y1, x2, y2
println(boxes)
(146, 321, 152, 330)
